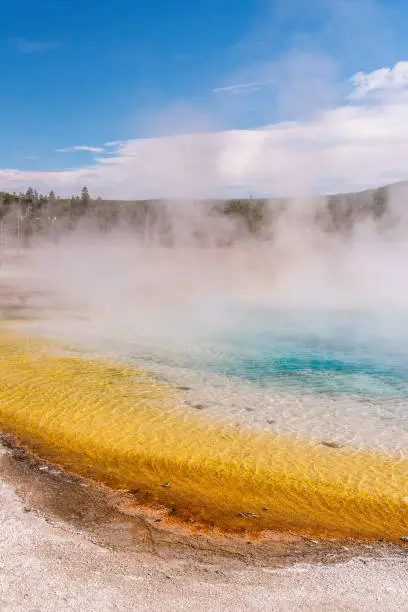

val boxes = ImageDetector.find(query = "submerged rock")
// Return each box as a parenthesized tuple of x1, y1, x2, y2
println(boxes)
(320, 441, 343, 449)
(239, 512, 260, 519)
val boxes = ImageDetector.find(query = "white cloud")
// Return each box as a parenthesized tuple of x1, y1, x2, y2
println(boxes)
(56, 145, 105, 154)
(213, 80, 272, 94)
(104, 141, 124, 147)
(349, 61, 408, 99)
(3, 62, 408, 198)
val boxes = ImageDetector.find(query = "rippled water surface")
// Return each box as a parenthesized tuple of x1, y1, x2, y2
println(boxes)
(28, 307, 408, 453)
(1, 325, 408, 540)
(3, 244, 408, 540)
(198, 309, 408, 397)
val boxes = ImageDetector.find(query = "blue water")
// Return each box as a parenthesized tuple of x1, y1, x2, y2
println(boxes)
(31, 307, 408, 449)
(32, 307, 408, 400)
(176, 309, 408, 399)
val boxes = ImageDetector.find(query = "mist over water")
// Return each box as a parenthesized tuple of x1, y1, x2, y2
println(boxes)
(10, 190, 406, 454)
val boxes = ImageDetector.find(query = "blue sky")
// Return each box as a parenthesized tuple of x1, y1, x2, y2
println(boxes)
(1, 0, 254, 169)
(1, 0, 408, 196)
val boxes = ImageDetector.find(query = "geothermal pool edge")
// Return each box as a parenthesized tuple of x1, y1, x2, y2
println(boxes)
(0, 326, 407, 542)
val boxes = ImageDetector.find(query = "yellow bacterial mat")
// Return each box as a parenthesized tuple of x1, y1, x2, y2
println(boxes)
(0, 327, 407, 541)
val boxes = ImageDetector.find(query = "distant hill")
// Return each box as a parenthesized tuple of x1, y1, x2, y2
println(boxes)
(0, 181, 405, 247)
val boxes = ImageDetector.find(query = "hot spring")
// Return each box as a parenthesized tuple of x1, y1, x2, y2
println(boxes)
(28, 304, 408, 453)
(1, 241, 408, 542)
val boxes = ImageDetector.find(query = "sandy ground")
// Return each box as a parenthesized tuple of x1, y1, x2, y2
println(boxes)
(0, 442, 407, 612)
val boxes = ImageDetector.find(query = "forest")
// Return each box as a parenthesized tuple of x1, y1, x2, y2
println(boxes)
(0, 182, 392, 247)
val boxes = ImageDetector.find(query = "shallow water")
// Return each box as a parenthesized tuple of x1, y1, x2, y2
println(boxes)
(1, 326, 408, 541)
(216, 309, 408, 395)
(27, 307, 408, 453)
(3, 250, 408, 541)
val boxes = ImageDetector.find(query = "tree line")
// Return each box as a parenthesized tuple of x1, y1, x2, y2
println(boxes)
(0, 182, 393, 247)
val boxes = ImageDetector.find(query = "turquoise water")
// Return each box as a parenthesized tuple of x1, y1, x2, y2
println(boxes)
(28, 307, 408, 451)
(107, 308, 408, 401)
(36, 307, 408, 400)
(205, 309, 408, 399)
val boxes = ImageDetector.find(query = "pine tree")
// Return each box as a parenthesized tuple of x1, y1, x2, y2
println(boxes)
(81, 186, 90, 205)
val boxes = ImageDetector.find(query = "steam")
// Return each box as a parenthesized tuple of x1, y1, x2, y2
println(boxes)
(0, 0, 407, 353)
(11, 184, 407, 357)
